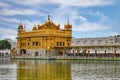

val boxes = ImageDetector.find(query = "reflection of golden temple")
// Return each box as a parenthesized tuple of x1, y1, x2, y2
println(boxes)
(17, 60, 71, 80)
(17, 15, 72, 56)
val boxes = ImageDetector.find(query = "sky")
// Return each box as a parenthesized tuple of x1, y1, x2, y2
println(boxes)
(0, 0, 120, 41)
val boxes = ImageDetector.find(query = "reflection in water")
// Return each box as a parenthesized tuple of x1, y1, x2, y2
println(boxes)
(0, 59, 120, 80)
(0, 58, 17, 80)
(71, 61, 120, 79)
(17, 60, 71, 80)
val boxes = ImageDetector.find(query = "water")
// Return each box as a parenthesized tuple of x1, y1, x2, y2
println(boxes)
(0, 58, 120, 80)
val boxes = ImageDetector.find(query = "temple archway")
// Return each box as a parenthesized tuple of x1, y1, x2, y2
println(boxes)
(58, 51, 63, 56)
(21, 49, 26, 55)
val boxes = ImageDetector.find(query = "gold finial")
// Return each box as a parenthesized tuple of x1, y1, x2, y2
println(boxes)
(48, 15, 50, 20)
(18, 21, 23, 28)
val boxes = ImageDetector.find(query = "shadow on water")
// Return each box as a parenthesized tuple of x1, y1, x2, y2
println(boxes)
(0, 58, 120, 80)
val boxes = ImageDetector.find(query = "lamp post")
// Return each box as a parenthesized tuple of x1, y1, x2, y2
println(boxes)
(47, 47, 50, 56)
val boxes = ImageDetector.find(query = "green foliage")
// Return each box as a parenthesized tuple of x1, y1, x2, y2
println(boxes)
(0, 40, 11, 49)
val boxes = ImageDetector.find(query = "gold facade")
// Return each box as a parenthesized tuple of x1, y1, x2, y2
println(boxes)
(17, 15, 72, 54)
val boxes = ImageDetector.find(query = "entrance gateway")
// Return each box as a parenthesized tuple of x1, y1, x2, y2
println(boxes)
(20, 49, 26, 54)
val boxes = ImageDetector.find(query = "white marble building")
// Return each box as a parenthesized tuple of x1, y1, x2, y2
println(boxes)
(0, 49, 10, 57)
(71, 35, 120, 54)
(0, 38, 17, 57)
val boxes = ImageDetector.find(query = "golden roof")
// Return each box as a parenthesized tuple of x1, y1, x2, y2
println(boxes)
(38, 15, 60, 30)
(18, 22, 23, 29)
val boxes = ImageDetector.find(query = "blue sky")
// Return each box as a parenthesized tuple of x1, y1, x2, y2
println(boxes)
(0, 0, 120, 41)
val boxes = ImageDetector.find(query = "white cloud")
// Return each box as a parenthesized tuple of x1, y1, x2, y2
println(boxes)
(108, 32, 119, 36)
(0, 17, 20, 23)
(1, 0, 116, 17)
(9, 0, 46, 6)
(0, 8, 38, 16)
(0, 2, 10, 8)
(49, 6, 112, 32)
(0, 27, 17, 40)
(73, 22, 110, 31)
(51, 7, 87, 29)
(50, 0, 116, 7)
(0, 16, 41, 31)
(22, 20, 41, 31)
(0, 17, 40, 40)
(9, 0, 116, 7)
(74, 16, 87, 22)
(0, 0, 117, 40)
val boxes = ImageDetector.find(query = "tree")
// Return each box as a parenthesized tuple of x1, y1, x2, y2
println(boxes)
(0, 40, 11, 49)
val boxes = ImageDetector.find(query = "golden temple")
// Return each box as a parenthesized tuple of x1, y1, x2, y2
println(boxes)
(17, 15, 72, 56)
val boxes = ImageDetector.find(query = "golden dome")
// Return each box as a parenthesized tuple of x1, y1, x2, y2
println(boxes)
(64, 21, 72, 29)
(45, 15, 52, 24)
(46, 19, 51, 24)
(38, 23, 40, 27)
(33, 24, 37, 30)
(18, 22, 23, 29)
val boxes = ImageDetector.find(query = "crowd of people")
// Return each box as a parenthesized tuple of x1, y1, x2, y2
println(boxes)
(59, 52, 120, 58)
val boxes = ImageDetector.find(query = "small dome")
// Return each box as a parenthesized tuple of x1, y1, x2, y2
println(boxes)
(64, 21, 72, 29)
(18, 23, 23, 29)
(46, 19, 51, 24)
(38, 23, 40, 27)
(58, 24, 60, 27)
(33, 25, 37, 30)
